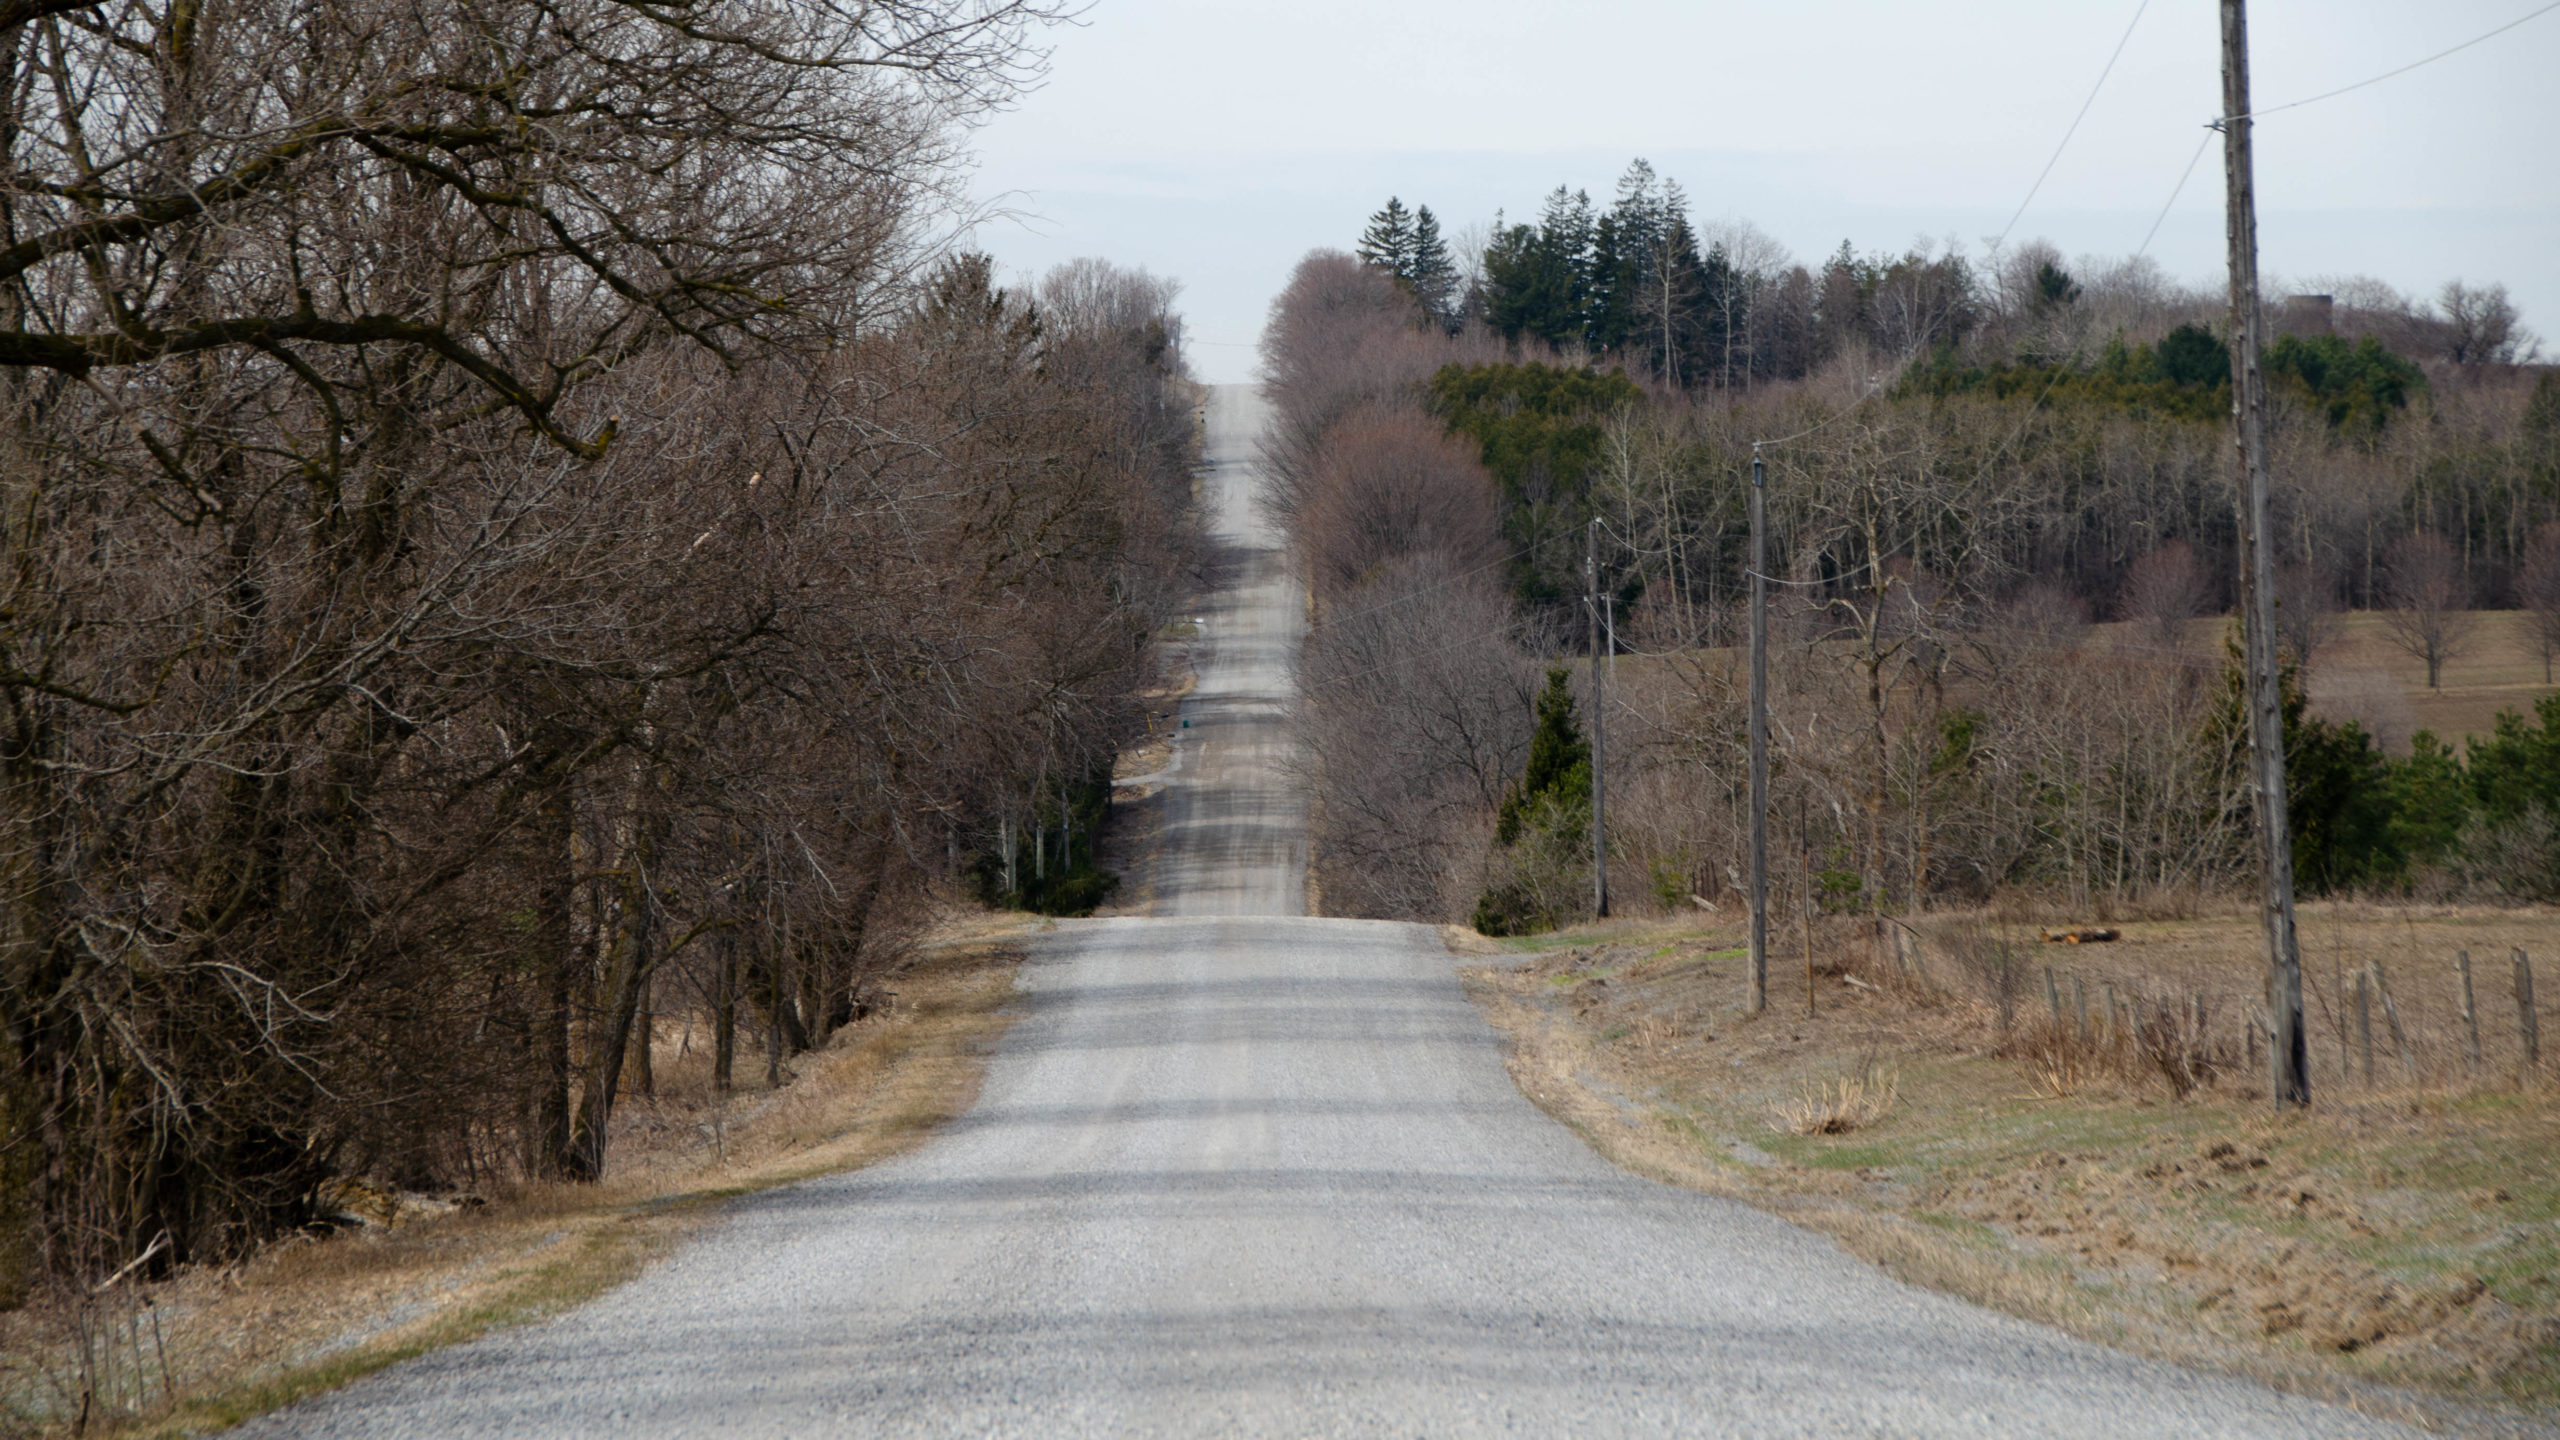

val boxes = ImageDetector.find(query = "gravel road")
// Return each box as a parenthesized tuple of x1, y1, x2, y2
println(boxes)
(240, 386, 2422, 1437)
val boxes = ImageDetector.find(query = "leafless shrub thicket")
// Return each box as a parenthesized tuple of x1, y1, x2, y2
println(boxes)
(2520, 523, 2560, 684)
(1257, 251, 1504, 529)
(2118, 541, 2212, 652)
(0, 0, 1202, 1305)
(1297, 557, 1534, 919)
(1297, 409, 1507, 606)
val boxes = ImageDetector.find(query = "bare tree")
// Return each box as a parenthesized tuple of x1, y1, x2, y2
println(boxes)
(1298, 556, 1532, 919)
(2438, 281, 2537, 365)
(0, 0, 1198, 1296)
(1298, 408, 1507, 605)
(2519, 523, 2560, 684)
(2274, 557, 2343, 669)
(2117, 541, 2211, 653)
(2379, 532, 2478, 690)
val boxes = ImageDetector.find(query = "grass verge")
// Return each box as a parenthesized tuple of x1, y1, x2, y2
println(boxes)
(1453, 904, 2560, 1438)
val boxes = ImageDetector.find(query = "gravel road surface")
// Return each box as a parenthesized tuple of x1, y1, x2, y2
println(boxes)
(240, 386, 2420, 1437)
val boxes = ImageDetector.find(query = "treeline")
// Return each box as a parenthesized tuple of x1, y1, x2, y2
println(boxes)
(1266, 201, 2560, 931)
(1372, 158, 2539, 393)
(0, 0, 1198, 1301)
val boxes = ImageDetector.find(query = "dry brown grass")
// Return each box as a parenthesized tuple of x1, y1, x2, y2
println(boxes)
(0, 919, 1033, 1440)
(1770, 1070, 1901, 1136)
(1461, 900, 2560, 1435)
(2312, 610, 2560, 749)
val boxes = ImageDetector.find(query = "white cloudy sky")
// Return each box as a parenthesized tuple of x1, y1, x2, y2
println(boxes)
(961, 0, 2560, 385)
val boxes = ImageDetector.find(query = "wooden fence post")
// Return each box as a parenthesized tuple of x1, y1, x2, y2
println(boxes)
(2518, 948, 2541, 1083)
(2371, 961, 2415, 1081)
(2356, 969, 2374, 1087)
(2045, 966, 2062, 1024)
(2456, 949, 2482, 1077)
(2073, 974, 2089, 1041)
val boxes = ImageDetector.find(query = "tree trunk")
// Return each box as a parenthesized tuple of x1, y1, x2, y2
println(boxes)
(561, 873, 656, 1182)
(634, 975, 655, 1099)
(713, 933, 737, 1095)
(529, 783, 576, 1178)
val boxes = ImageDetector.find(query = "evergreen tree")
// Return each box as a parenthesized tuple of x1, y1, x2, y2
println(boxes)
(1357, 197, 1417, 281)
(1587, 161, 1663, 358)
(1495, 668, 1592, 846)
(1409, 204, 1458, 328)
(2522, 372, 2560, 494)
(2032, 259, 2081, 311)
(2471, 694, 2560, 827)
(2152, 323, 2229, 387)
(2385, 732, 2471, 870)
(1480, 220, 1541, 342)
(1482, 188, 1594, 348)
(1689, 234, 1743, 386)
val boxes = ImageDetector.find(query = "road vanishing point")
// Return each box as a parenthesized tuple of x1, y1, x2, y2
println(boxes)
(243, 387, 2422, 1438)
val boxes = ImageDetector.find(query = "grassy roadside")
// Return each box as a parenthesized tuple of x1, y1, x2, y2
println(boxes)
(1454, 905, 2560, 1437)
(1, 917, 1034, 1439)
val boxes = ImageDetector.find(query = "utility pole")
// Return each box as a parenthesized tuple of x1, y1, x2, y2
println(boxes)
(2221, 0, 2308, 1108)
(1747, 447, 1769, 1015)
(1588, 516, 1609, 917)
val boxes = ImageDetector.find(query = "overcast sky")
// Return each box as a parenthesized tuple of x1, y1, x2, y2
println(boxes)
(962, 0, 2560, 385)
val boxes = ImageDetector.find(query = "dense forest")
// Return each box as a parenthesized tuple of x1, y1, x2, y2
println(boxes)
(1274, 165, 2558, 932)
(0, 0, 1199, 1302)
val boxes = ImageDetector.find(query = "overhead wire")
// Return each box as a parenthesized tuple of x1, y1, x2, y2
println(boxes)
(1712, 20, 2216, 644)
(1752, 0, 2150, 456)
(2235, 0, 2560, 123)
(1992, 0, 2152, 255)
(1308, 8, 2549, 693)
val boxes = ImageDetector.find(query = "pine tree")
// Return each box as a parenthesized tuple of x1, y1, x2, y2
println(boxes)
(1692, 235, 1743, 387)
(1495, 669, 1592, 846)
(1540, 187, 1597, 347)
(1475, 668, 1595, 935)
(1409, 204, 1458, 328)
(1357, 197, 1417, 281)
(1590, 160, 1665, 359)
(1480, 188, 1593, 349)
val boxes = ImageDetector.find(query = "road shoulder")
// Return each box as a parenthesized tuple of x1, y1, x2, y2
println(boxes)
(1450, 915, 2560, 1439)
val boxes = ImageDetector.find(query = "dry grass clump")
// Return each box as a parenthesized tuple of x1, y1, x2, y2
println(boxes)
(1769, 1069, 1900, 1136)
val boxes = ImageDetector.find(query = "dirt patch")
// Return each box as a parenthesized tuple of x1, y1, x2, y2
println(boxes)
(0, 922, 1032, 1440)
(1460, 903, 2560, 1435)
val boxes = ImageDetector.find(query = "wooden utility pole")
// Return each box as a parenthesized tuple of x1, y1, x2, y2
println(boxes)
(2221, 0, 2309, 1107)
(1747, 447, 1769, 1014)
(1588, 516, 1609, 917)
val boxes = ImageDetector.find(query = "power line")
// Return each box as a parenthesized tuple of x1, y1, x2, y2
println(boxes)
(2137, 132, 2215, 258)
(1756, 0, 2151, 456)
(1935, 123, 2216, 497)
(1994, 0, 2152, 254)
(2237, 0, 2560, 122)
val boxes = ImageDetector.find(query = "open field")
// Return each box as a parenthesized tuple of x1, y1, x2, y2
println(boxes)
(1460, 901, 2560, 1434)
(0, 919, 1034, 1440)
(2296, 610, 2559, 753)
(1622, 608, 2557, 758)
